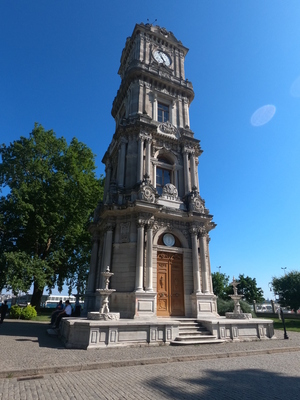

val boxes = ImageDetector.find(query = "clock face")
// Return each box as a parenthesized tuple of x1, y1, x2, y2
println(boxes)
(163, 233, 175, 247)
(154, 50, 171, 66)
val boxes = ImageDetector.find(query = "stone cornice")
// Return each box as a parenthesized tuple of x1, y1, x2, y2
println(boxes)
(112, 65, 194, 119)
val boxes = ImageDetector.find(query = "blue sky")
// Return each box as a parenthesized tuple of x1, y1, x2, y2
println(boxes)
(1, 1, 300, 299)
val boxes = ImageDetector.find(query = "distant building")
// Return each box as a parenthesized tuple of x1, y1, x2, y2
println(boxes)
(45, 295, 84, 308)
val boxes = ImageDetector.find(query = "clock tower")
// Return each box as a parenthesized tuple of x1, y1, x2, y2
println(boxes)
(85, 23, 217, 319)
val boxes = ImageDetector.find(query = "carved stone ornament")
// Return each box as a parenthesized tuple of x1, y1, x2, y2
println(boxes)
(162, 183, 178, 201)
(139, 186, 156, 203)
(120, 222, 130, 243)
(158, 122, 180, 139)
(160, 27, 169, 37)
(186, 187, 205, 213)
(138, 175, 157, 203)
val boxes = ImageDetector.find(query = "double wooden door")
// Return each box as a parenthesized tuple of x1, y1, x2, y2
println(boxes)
(157, 252, 184, 317)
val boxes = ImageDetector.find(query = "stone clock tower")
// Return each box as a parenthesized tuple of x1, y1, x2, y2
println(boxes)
(85, 23, 217, 319)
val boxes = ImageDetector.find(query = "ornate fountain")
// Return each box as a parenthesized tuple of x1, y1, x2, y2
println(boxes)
(225, 277, 252, 319)
(88, 266, 120, 321)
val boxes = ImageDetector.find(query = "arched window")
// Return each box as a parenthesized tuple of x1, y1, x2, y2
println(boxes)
(158, 102, 169, 122)
(156, 155, 173, 195)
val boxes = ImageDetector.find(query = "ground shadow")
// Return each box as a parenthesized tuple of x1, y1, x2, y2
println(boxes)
(0, 320, 66, 349)
(146, 366, 300, 399)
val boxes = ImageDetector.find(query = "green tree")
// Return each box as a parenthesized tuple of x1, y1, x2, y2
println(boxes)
(272, 271, 300, 311)
(0, 123, 104, 308)
(229, 274, 264, 303)
(212, 272, 230, 299)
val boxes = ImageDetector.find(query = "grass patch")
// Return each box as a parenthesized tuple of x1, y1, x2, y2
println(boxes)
(37, 308, 53, 316)
(33, 308, 52, 321)
(31, 315, 51, 322)
(260, 317, 300, 332)
(8, 307, 52, 322)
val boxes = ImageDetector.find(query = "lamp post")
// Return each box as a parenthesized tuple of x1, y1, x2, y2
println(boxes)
(281, 267, 287, 275)
(217, 266, 221, 273)
(268, 282, 272, 292)
(280, 308, 289, 340)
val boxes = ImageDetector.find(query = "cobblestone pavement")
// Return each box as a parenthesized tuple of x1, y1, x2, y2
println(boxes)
(1, 351, 300, 399)
(1, 319, 300, 398)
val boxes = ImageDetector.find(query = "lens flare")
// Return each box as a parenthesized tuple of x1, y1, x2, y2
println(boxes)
(290, 76, 300, 97)
(250, 105, 276, 127)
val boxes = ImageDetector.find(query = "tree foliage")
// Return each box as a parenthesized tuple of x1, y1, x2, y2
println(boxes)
(216, 298, 254, 316)
(234, 274, 264, 303)
(212, 272, 230, 300)
(212, 272, 264, 303)
(0, 124, 104, 308)
(272, 271, 300, 311)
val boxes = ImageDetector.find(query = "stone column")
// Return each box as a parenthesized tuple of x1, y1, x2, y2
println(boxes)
(190, 227, 201, 294)
(180, 52, 185, 79)
(103, 162, 111, 202)
(102, 224, 114, 276)
(117, 138, 127, 187)
(137, 136, 144, 183)
(138, 81, 143, 114)
(174, 167, 178, 189)
(195, 159, 200, 192)
(183, 149, 190, 195)
(178, 98, 183, 127)
(145, 137, 151, 177)
(139, 33, 144, 61)
(86, 235, 99, 293)
(145, 222, 153, 292)
(190, 152, 196, 189)
(144, 82, 150, 115)
(206, 235, 213, 294)
(175, 50, 180, 78)
(153, 93, 157, 121)
(135, 220, 145, 291)
(153, 162, 157, 187)
(199, 231, 209, 293)
(183, 98, 189, 128)
(171, 100, 176, 125)
(95, 239, 104, 289)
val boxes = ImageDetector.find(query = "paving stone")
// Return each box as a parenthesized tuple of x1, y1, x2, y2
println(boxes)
(0, 319, 300, 399)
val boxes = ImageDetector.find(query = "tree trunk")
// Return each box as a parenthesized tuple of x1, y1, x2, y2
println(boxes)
(31, 281, 43, 311)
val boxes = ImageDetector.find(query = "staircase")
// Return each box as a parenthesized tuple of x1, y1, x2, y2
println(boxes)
(171, 319, 224, 345)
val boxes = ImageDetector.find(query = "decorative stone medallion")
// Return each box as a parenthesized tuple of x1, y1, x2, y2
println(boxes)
(162, 183, 178, 200)
(163, 233, 175, 247)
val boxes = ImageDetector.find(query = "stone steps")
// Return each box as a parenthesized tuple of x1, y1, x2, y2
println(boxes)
(171, 319, 224, 346)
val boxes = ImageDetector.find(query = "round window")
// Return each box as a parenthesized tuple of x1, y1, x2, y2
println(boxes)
(163, 233, 175, 247)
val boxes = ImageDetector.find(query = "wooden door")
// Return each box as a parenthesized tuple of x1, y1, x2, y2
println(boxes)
(157, 252, 184, 317)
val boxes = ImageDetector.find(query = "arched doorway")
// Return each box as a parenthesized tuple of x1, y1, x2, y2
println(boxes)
(157, 252, 184, 317)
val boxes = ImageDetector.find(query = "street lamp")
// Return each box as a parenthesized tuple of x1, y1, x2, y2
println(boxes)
(217, 266, 221, 273)
(281, 267, 287, 275)
(268, 282, 272, 292)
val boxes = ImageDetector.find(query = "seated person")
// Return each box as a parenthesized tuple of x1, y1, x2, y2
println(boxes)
(52, 300, 72, 329)
(0, 300, 9, 324)
(50, 300, 64, 325)
(72, 298, 81, 317)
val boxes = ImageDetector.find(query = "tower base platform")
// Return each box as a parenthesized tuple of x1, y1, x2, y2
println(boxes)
(59, 316, 275, 349)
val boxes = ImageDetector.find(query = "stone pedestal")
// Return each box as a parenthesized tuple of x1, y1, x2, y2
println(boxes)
(134, 292, 156, 319)
(190, 293, 218, 318)
(225, 312, 252, 319)
(88, 312, 120, 321)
